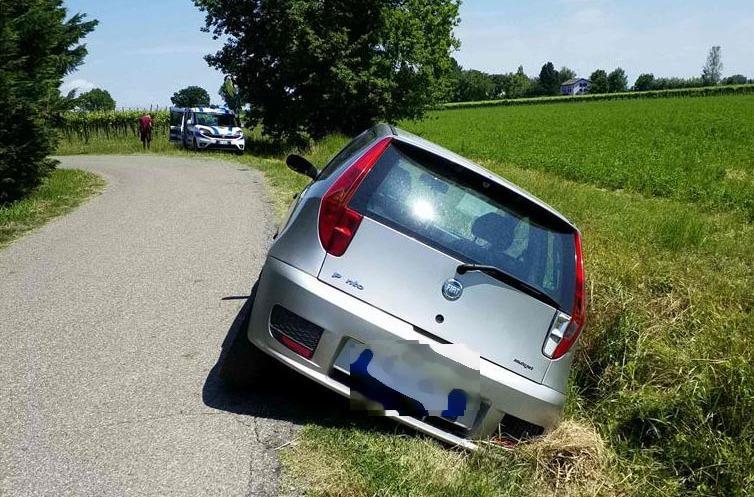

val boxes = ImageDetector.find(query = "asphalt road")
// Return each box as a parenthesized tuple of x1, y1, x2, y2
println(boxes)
(0, 155, 342, 496)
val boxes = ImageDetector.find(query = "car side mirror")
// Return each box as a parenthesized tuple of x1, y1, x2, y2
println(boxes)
(286, 154, 318, 180)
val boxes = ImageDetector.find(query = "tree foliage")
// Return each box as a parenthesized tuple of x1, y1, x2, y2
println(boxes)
(218, 77, 242, 114)
(722, 74, 749, 85)
(76, 88, 116, 111)
(607, 67, 628, 93)
(0, 1, 97, 203)
(558, 66, 577, 84)
(194, 0, 460, 141)
(633, 73, 655, 91)
(702, 46, 723, 85)
(456, 69, 496, 102)
(170, 86, 211, 108)
(589, 69, 609, 94)
(538, 62, 560, 95)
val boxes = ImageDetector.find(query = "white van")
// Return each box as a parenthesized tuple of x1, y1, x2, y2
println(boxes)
(169, 106, 245, 154)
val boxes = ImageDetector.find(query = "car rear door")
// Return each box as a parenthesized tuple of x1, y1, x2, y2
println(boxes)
(317, 139, 578, 383)
(168, 110, 183, 143)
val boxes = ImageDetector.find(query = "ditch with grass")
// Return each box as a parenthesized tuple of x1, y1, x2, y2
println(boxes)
(57, 94, 754, 497)
(0, 168, 105, 249)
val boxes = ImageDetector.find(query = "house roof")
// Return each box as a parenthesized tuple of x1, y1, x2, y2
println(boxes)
(561, 78, 590, 86)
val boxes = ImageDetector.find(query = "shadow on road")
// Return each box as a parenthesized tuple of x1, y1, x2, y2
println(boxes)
(202, 295, 404, 437)
(202, 297, 346, 425)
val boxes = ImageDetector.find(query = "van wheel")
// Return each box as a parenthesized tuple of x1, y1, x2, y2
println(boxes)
(218, 283, 276, 388)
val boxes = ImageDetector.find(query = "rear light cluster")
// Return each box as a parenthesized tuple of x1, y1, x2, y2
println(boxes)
(318, 137, 392, 256)
(543, 231, 586, 360)
(270, 305, 323, 360)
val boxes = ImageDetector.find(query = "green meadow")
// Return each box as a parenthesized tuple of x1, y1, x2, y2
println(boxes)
(407, 95, 754, 219)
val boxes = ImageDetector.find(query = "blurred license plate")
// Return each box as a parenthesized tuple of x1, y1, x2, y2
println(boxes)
(334, 339, 480, 426)
(220, 140, 229, 145)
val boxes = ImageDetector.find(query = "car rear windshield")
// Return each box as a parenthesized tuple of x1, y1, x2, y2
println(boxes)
(195, 113, 236, 127)
(349, 142, 577, 312)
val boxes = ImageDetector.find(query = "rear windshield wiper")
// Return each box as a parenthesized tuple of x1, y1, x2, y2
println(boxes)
(456, 263, 561, 310)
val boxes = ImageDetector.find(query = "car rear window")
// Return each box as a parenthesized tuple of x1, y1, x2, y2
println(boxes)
(349, 142, 577, 312)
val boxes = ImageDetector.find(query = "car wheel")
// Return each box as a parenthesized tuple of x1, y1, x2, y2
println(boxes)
(218, 281, 276, 388)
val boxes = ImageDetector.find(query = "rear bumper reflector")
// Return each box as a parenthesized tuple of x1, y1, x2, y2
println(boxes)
(269, 305, 324, 359)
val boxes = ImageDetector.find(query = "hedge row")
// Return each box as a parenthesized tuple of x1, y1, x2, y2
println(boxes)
(438, 84, 754, 110)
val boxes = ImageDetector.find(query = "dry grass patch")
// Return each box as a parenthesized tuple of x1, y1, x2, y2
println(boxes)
(519, 420, 622, 497)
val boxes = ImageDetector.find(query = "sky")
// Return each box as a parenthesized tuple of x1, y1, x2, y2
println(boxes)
(62, 0, 754, 108)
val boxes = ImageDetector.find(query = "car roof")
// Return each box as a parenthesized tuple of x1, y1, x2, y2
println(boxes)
(385, 124, 576, 229)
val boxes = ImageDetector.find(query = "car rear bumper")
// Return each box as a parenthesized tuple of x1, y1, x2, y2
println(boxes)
(247, 256, 565, 448)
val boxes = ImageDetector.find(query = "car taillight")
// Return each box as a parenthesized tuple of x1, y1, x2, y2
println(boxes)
(318, 137, 392, 256)
(543, 231, 586, 360)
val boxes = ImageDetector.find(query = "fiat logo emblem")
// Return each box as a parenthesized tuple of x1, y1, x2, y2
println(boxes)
(442, 279, 463, 301)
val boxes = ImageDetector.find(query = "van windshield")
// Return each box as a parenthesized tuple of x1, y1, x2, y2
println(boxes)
(195, 113, 236, 127)
(349, 142, 577, 312)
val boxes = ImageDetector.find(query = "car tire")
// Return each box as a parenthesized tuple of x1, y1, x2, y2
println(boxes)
(218, 281, 276, 388)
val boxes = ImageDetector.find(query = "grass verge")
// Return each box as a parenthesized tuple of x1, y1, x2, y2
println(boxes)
(0, 168, 105, 249)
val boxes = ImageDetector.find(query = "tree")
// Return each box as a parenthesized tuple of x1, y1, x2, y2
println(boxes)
(489, 74, 507, 99)
(504, 66, 532, 99)
(76, 88, 115, 111)
(539, 62, 560, 95)
(194, 0, 461, 141)
(607, 67, 628, 93)
(702, 46, 723, 85)
(633, 73, 655, 91)
(558, 66, 577, 84)
(455, 70, 495, 102)
(653, 76, 704, 90)
(589, 69, 609, 93)
(170, 86, 210, 108)
(0, 1, 97, 204)
(218, 77, 242, 114)
(722, 74, 747, 85)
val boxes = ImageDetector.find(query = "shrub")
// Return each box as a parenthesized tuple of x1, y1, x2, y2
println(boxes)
(0, 1, 96, 204)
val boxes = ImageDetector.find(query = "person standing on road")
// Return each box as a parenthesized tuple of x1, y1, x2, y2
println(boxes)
(138, 113, 153, 150)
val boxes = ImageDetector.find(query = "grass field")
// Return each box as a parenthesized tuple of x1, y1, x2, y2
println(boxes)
(57, 94, 754, 496)
(0, 168, 104, 249)
(407, 95, 754, 219)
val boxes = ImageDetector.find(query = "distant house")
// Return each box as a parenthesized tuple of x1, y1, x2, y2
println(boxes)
(561, 78, 591, 95)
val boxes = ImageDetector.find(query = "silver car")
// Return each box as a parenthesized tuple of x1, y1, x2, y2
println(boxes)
(222, 124, 586, 449)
